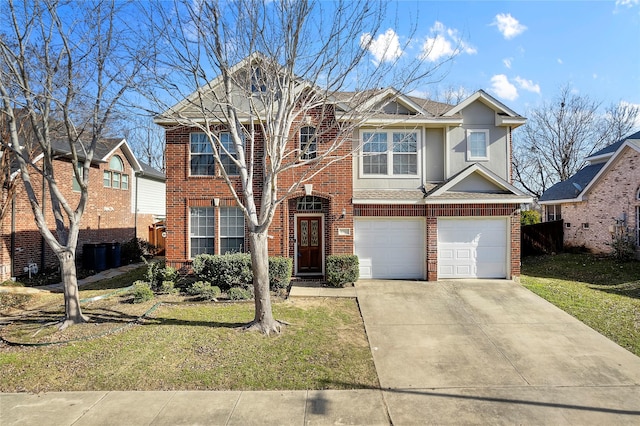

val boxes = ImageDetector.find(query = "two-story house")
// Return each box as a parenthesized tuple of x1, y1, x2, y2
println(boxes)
(157, 58, 530, 281)
(0, 137, 166, 280)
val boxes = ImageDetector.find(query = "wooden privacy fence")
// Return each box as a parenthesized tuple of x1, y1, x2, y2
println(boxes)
(521, 220, 564, 256)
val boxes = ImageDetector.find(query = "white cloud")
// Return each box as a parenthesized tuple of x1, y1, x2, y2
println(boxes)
(557, 58, 563, 65)
(503, 58, 512, 69)
(514, 76, 541, 94)
(420, 21, 477, 62)
(360, 28, 403, 65)
(615, 0, 639, 7)
(493, 13, 527, 39)
(593, 73, 598, 79)
(490, 74, 518, 101)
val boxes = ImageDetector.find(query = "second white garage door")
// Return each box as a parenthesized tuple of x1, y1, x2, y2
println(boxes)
(437, 218, 508, 279)
(354, 218, 425, 279)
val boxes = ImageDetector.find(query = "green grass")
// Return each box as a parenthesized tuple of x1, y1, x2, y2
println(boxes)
(521, 253, 640, 357)
(0, 267, 378, 392)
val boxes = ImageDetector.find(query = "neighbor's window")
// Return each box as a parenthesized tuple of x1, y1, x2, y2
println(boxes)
(467, 129, 489, 161)
(190, 133, 215, 176)
(300, 126, 317, 160)
(251, 67, 267, 93)
(546, 204, 562, 222)
(362, 131, 419, 176)
(220, 207, 245, 254)
(72, 163, 84, 192)
(190, 207, 215, 258)
(219, 132, 240, 175)
(103, 155, 128, 190)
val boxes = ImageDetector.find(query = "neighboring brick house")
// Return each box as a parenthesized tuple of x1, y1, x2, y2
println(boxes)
(157, 57, 531, 281)
(0, 138, 166, 280)
(539, 131, 640, 254)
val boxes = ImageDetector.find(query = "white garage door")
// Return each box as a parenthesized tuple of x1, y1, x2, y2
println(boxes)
(438, 218, 508, 279)
(354, 218, 425, 279)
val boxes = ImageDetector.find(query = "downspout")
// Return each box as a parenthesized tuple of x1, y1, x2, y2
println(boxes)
(40, 168, 46, 271)
(10, 192, 15, 278)
(134, 172, 139, 240)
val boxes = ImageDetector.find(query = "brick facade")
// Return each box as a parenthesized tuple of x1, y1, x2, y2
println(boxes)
(0, 146, 158, 280)
(559, 146, 640, 253)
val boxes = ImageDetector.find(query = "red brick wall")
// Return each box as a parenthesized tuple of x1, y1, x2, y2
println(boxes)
(0, 147, 141, 280)
(561, 147, 640, 253)
(163, 110, 354, 271)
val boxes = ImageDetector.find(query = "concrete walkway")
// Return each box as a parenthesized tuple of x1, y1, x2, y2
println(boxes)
(2, 279, 640, 425)
(356, 279, 640, 424)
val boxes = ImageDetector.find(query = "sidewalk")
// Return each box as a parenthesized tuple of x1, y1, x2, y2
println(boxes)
(0, 390, 390, 426)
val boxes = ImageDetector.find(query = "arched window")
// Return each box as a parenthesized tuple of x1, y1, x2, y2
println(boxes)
(300, 126, 317, 160)
(104, 155, 129, 190)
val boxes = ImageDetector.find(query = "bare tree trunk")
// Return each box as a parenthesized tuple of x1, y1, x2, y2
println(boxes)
(246, 231, 280, 335)
(58, 249, 88, 330)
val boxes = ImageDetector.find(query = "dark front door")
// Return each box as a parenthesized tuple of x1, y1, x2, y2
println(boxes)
(297, 216, 322, 273)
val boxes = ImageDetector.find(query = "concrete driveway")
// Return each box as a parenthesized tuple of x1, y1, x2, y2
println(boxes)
(356, 279, 640, 424)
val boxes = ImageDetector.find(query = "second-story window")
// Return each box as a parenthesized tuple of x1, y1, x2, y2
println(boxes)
(300, 126, 317, 160)
(361, 131, 419, 176)
(190, 133, 215, 176)
(220, 132, 240, 175)
(103, 155, 128, 190)
(467, 129, 489, 161)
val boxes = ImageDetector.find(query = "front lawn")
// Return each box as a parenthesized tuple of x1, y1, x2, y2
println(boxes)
(521, 253, 640, 357)
(0, 268, 378, 392)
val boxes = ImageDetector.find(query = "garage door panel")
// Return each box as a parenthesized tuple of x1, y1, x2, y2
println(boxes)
(354, 218, 425, 279)
(438, 218, 508, 279)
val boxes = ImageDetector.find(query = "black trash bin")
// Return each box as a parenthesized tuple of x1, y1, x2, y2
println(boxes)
(106, 242, 121, 268)
(94, 243, 107, 271)
(82, 243, 97, 270)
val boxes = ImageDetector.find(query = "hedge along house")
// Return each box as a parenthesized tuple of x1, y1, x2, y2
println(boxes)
(156, 55, 531, 281)
(0, 136, 165, 281)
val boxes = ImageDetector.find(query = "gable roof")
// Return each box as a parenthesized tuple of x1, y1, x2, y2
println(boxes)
(443, 90, 525, 124)
(539, 135, 640, 204)
(585, 130, 640, 163)
(424, 163, 531, 204)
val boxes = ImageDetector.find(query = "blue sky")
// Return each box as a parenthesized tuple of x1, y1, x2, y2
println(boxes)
(361, 0, 640, 126)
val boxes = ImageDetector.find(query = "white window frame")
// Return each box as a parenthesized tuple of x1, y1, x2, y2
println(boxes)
(189, 207, 215, 258)
(359, 129, 420, 178)
(466, 129, 490, 161)
(190, 133, 216, 176)
(220, 206, 245, 254)
(546, 204, 562, 222)
(219, 132, 240, 176)
(300, 126, 317, 160)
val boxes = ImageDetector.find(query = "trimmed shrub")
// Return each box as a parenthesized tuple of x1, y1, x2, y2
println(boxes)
(131, 281, 154, 303)
(193, 253, 294, 291)
(228, 286, 252, 300)
(186, 281, 221, 300)
(144, 260, 179, 292)
(192, 253, 253, 290)
(158, 281, 178, 295)
(269, 257, 293, 289)
(326, 255, 359, 288)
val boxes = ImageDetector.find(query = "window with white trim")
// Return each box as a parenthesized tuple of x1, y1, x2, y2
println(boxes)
(103, 155, 129, 190)
(190, 133, 215, 176)
(190, 207, 215, 258)
(300, 126, 317, 160)
(546, 204, 562, 222)
(466, 129, 489, 161)
(72, 163, 84, 192)
(220, 207, 244, 254)
(361, 131, 418, 176)
(220, 133, 240, 175)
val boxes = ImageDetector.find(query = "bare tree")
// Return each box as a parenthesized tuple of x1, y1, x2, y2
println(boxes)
(0, 0, 145, 329)
(121, 116, 165, 172)
(513, 86, 639, 198)
(148, 0, 452, 334)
